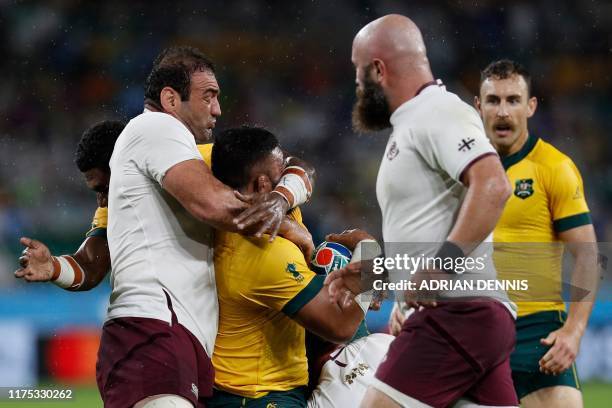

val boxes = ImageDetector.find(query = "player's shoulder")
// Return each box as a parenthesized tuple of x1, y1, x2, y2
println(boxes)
(532, 137, 577, 172)
(445, 94, 481, 124)
(127, 111, 188, 136)
(422, 89, 482, 130)
(265, 235, 306, 263)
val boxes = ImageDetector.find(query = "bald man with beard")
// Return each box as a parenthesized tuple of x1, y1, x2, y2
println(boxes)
(326, 15, 519, 407)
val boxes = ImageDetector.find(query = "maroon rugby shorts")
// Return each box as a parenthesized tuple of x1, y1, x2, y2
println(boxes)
(375, 300, 518, 407)
(96, 295, 214, 408)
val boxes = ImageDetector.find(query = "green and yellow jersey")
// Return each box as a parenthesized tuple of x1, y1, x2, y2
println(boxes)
(493, 135, 591, 317)
(86, 206, 108, 238)
(212, 207, 323, 398)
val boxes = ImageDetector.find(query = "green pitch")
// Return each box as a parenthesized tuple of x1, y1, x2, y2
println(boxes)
(0, 385, 101, 407)
(0, 382, 610, 407)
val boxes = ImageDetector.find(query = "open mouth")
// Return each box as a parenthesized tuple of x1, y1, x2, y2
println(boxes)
(493, 123, 513, 137)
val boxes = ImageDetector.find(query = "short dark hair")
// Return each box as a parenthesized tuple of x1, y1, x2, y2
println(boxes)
(480, 59, 532, 96)
(144, 46, 216, 108)
(75, 120, 125, 173)
(212, 126, 280, 189)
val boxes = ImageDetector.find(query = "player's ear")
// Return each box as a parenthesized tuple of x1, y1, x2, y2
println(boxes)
(372, 59, 386, 83)
(527, 96, 537, 118)
(160, 87, 180, 113)
(474, 96, 482, 113)
(256, 175, 272, 193)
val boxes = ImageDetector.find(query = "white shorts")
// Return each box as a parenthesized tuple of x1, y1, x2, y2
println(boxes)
(308, 333, 394, 408)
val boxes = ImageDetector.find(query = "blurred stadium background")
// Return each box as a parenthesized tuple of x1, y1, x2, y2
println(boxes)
(0, 1, 610, 406)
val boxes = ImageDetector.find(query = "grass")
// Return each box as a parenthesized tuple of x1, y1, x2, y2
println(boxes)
(0, 385, 101, 407)
(0, 382, 609, 407)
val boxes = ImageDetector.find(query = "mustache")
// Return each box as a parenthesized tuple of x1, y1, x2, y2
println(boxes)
(493, 120, 515, 128)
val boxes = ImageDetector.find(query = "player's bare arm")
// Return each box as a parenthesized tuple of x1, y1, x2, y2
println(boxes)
(15, 236, 110, 291)
(448, 154, 511, 253)
(293, 282, 365, 343)
(539, 224, 598, 375)
(277, 216, 315, 263)
(232, 155, 314, 240)
(295, 229, 374, 343)
(162, 158, 289, 238)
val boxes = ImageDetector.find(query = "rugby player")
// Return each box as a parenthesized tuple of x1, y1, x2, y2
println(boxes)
(325, 15, 519, 407)
(15, 120, 123, 290)
(207, 126, 382, 407)
(475, 60, 598, 408)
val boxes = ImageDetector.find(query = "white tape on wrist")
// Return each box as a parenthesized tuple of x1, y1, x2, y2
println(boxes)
(350, 239, 382, 264)
(51, 255, 85, 289)
(273, 166, 312, 208)
(350, 239, 382, 315)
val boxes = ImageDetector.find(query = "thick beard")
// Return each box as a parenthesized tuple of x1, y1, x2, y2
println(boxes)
(351, 75, 391, 133)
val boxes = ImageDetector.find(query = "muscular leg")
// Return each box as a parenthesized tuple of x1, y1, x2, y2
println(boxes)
(134, 394, 194, 408)
(360, 387, 401, 408)
(520, 386, 582, 408)
(453, 398, 518, 408)
(360, 385, 433, 408)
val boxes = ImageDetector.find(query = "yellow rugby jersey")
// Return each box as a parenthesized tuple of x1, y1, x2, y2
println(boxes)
(197, 143, 213, 167)
(493, 135, 591, 317)
(213, 207, 323, 398)
(86, 206, 108, 238)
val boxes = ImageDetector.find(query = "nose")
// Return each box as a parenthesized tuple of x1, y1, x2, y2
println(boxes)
(497, 101, 509, 118)
(211, 97, 222, 117)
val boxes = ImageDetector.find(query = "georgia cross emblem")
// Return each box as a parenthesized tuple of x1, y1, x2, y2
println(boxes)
(387, 140, 399, 160)
(514, 178, 534, 199)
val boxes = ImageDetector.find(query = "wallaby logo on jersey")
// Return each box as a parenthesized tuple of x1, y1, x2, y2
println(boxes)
(286, 263, 304, 282)
(514, 178, 534, 199)
(387, 140, 399, 160)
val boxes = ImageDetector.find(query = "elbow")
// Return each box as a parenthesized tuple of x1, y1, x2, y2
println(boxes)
(324, 320, 360, 344)
(491, 176, 512, 207)
(324, 330, 354, 344)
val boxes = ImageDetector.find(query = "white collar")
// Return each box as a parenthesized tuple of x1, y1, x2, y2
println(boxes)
(390, 79, 445, 126)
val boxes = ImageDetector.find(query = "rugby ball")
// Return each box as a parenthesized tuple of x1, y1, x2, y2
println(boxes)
(311, 241, 352, 275)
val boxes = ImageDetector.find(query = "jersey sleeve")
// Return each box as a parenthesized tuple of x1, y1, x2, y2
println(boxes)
(86, 207, 108, 238)
(413, 105, 497, 183)
(246, 239, 323, 316)
(136, 114, 202, 185)
(549, 159, 591, 232)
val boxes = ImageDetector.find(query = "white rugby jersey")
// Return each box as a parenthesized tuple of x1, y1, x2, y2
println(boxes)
(308, 333, 394, 408)
(376, 82, 514, 310)
(107, 110, 218, 355)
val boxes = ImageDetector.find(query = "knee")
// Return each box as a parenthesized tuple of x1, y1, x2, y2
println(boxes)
(134, 394, 194, 408)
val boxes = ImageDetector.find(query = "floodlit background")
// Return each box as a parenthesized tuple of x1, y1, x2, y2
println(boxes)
(0, 1, 611, 406)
